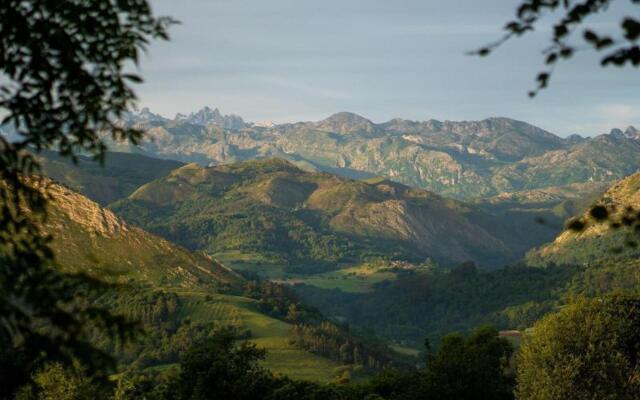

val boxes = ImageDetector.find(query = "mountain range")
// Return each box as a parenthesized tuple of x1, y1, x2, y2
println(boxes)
(33, 138, 640, 352)
(105, 107, 640, 201)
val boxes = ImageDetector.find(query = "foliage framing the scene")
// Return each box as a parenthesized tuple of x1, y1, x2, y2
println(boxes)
(0, 0, 174, 396)
(477, 0, 640, 96)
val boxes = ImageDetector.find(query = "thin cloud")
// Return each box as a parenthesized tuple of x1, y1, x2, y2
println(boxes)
(600, 104, 640, 123)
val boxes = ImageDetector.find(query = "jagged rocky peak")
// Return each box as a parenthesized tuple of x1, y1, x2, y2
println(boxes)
(609, 128, 625, 138)
(606, 126, 639, 140)
(625, 126, 639, 139)
(379, 118, 444, 134)
(128, 107, 168, 123)
(188, 106, 222, 125)
(186, 106, 246, 130)
(565, 133, 586, 145)
(315, 112, 377, 134)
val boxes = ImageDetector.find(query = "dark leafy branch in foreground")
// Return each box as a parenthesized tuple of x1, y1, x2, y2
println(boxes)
(475, 0, 640, 96)
(0, 1, 174, 397)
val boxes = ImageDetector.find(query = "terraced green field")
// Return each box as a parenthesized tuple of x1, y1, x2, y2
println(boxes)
(171, 290, 343, 381)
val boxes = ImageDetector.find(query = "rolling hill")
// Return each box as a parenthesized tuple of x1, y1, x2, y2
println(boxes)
(109, 158, 527, 268)
(44, 181, 239, 287)
(40, 180, 352, 381)
(39, 150, 184, 205)
(292, 174, 640, 346)
(527, 172, 640, 267)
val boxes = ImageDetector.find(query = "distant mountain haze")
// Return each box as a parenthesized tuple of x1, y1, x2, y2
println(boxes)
(106, 107, 640, 200)
(38, 150, 184, 205)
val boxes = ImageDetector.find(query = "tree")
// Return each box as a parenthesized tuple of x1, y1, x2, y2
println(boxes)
(265, 379, 346, 400)
(424, 326, 514, 400)
(0, 1, 174, 397)
(174, 328, 274, 400)
(516, 295, 640, 400)
(113, 371, 177, 400)
(478, 0, 640, 96)
(15, 361, 108, 400)
(359, 326, 515, 400)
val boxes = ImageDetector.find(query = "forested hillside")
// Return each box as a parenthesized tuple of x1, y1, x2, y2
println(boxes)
(33, 150, 640, 386)
(109, 158, 527, 268)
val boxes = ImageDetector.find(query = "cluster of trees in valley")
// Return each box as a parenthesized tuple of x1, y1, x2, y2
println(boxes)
(289, 322, 401, 371)
(296, 257, 640, 346)
(16, 295, 640, 399)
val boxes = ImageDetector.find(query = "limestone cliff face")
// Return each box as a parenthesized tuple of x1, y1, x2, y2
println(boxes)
(48, 183, 128, 237)
(42, 180, 240, 287)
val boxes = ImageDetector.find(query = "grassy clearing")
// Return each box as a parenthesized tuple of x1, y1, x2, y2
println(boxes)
(390, 344, 421, 357)
(290, 264, 397, 293)
(215, 252, 288, 279)
(219, 253, 402, 293)
(262, 346, 342, 382)
(215, 251, 276, 264)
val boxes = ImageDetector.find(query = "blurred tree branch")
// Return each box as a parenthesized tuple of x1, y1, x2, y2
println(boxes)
(474, 0, 640, 96)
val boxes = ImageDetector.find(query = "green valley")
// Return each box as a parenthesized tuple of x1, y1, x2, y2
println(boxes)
(6, 1, 640, 398)
(41, 180, 401, 382)
(37, 149, 640, 349)
(21, 143, 640, 395)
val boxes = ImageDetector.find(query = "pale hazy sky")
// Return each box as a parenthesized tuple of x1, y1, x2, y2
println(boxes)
(137, 0, 640, 137)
